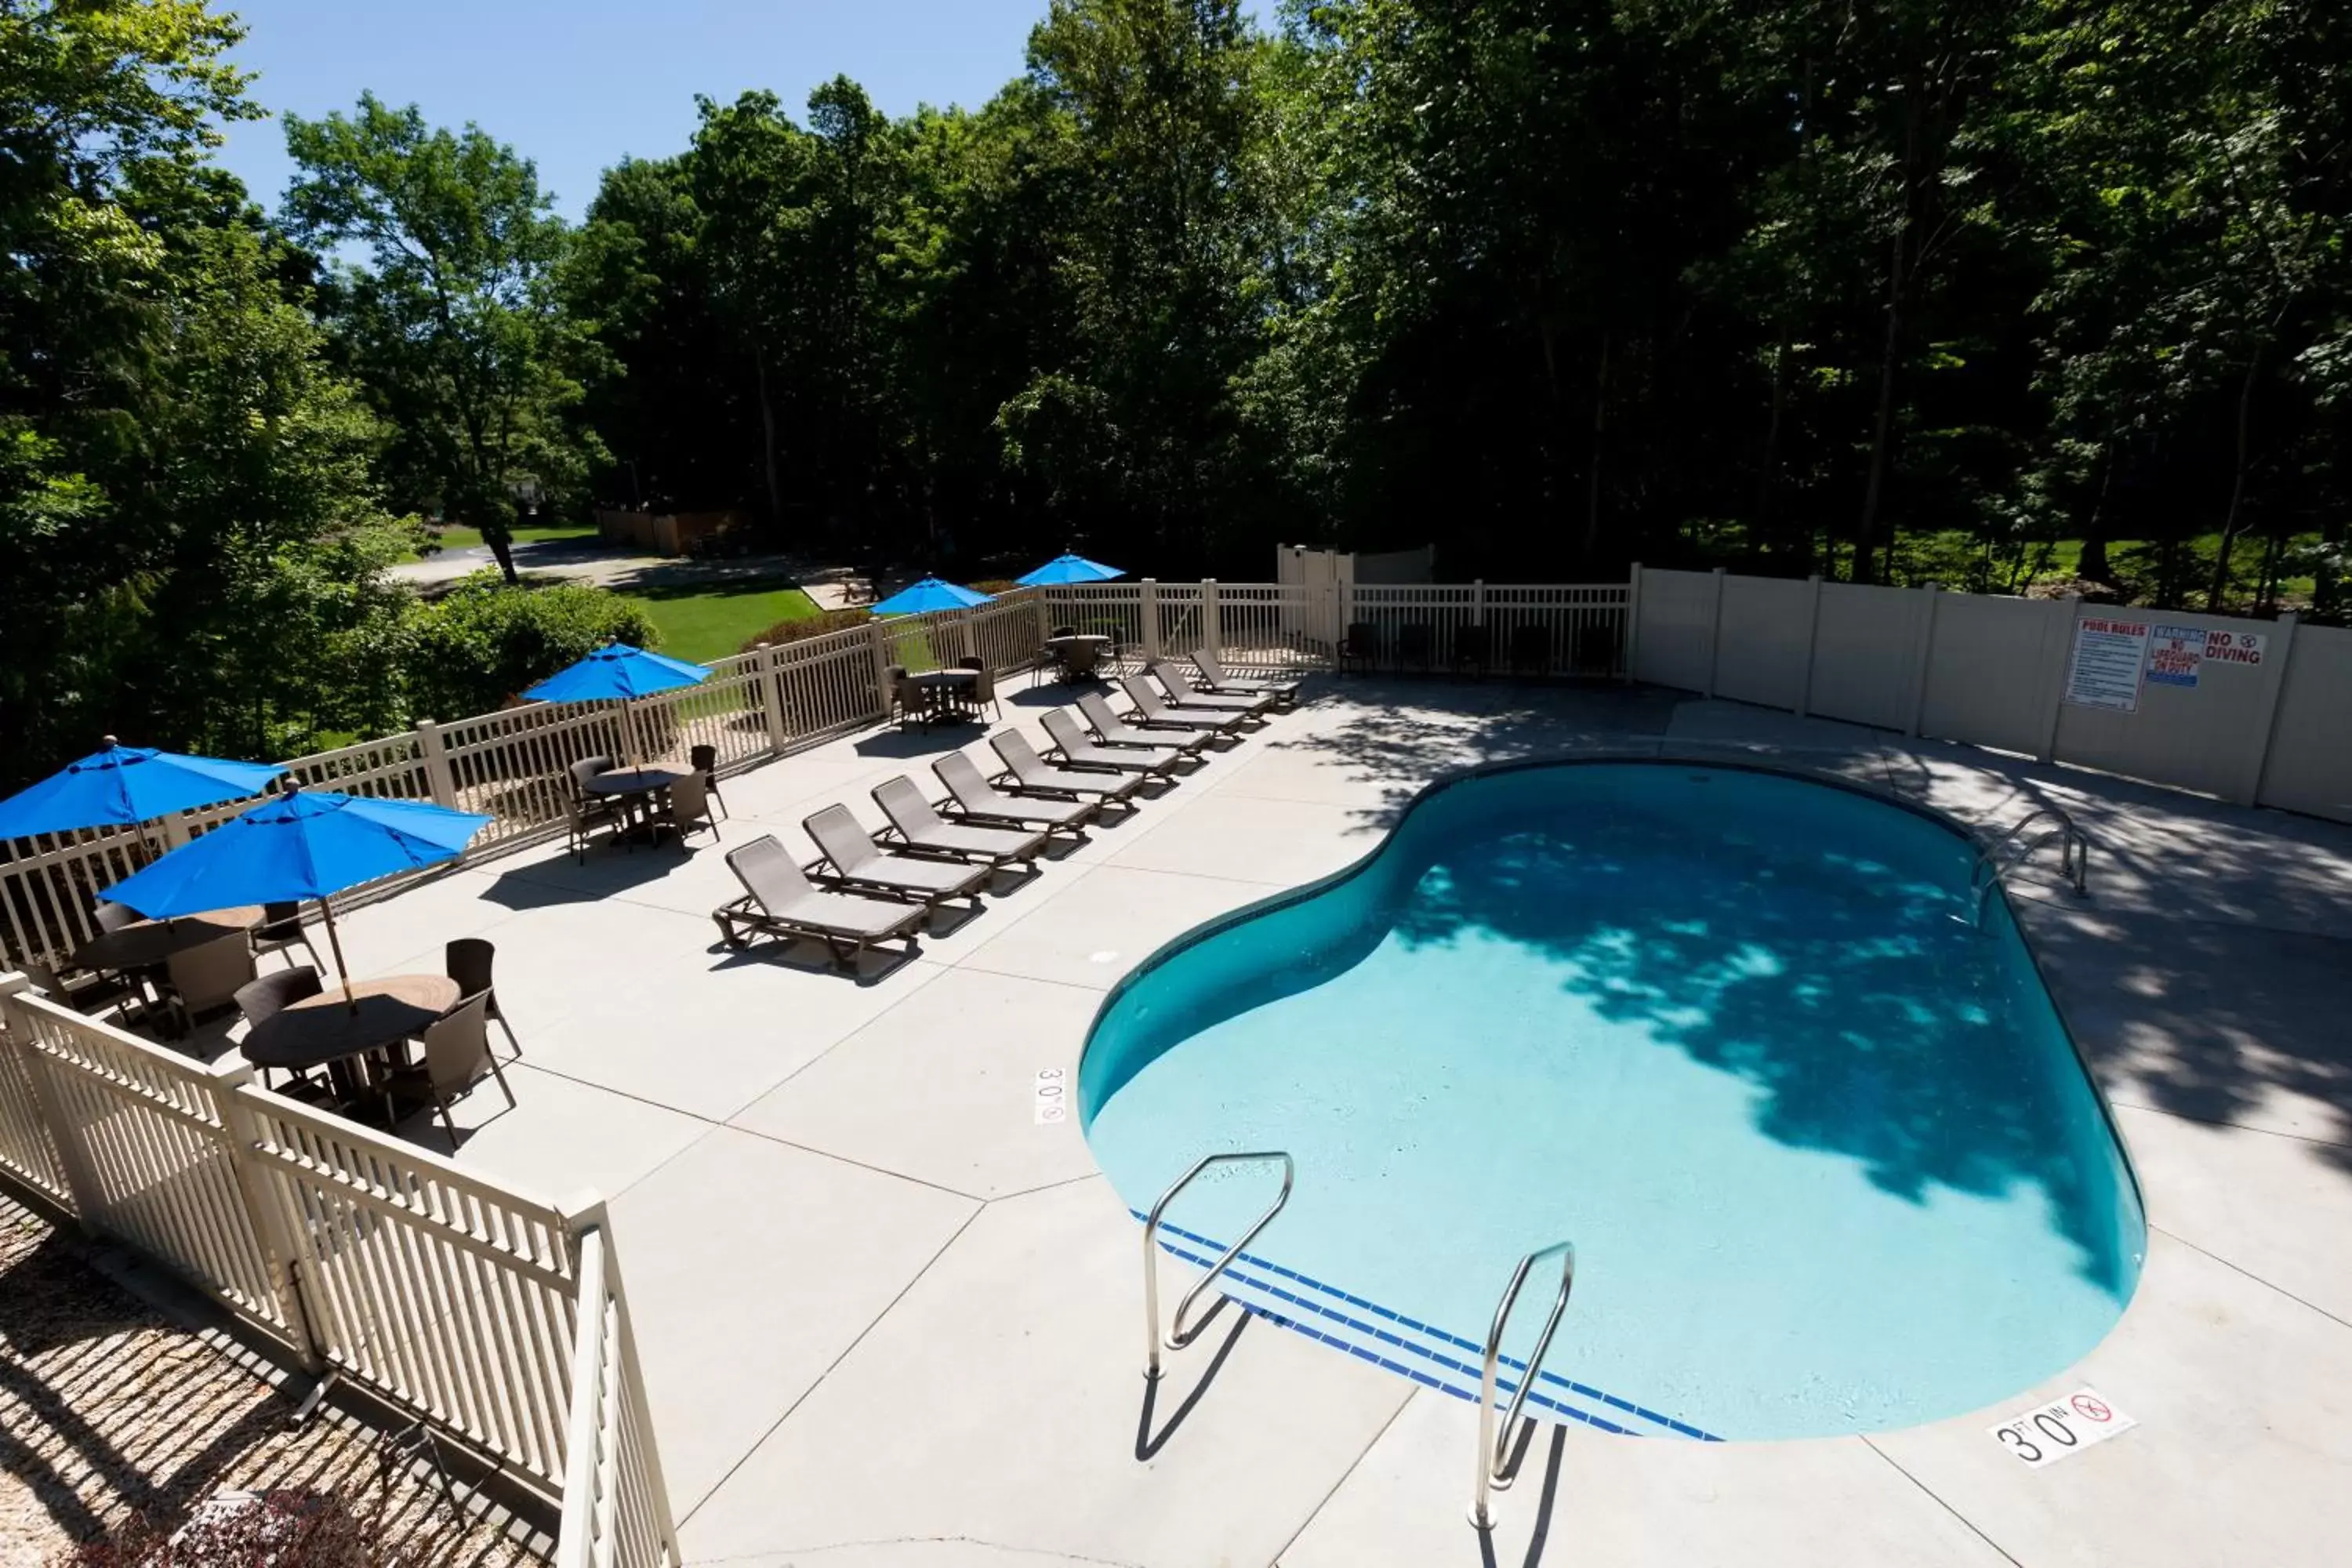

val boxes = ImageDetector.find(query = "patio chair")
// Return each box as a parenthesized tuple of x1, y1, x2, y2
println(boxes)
(1113, 677, 1250, 742)
(563, 793, 621, 865)
(445, 938, 520, 1059)
(968, 664, 1004, 722)
(872, 776, 1047, 869)
(662, 771, 719, 848)
(933, 753, 1094, 840)
(94, 902, 138, 935)
(1079, 691, 1212, 758)
(712, 835, 926, 971)
(251, 901, 321, 970)
(1040, 710, 1184, 781)
(20, 961, 132, 1018)
(1338, 622, 1381, 674)
(568, 756, 617, 796)
(1452, 623, 1490, 680)
(688, 742, 730, 819)
(1189, 651, 1301, 707)
(234, 965, 325, 1094)
(1509, 623, 1553, 678)
(1145, 659, 1272, 718)
(1397, 622, 1436, 674)
(388, 993, 514, 1150)
(988, 729, 1145, 807)
(165, 931, 256, 1038)
(803, 804, 992, 913)
(884, 665, 915, 729)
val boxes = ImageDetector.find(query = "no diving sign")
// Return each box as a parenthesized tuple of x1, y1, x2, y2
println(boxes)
(1988, 1388, 2136, 1468)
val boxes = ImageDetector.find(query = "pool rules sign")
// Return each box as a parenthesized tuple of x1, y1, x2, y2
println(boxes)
(1989, 1388, 2136, 1468)
(2063, 619, 2151, 711)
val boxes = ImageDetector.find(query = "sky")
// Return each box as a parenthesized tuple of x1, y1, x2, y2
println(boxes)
(212, 1, 1269, 223)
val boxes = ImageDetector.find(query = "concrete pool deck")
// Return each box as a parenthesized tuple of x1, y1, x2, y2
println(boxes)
(324, 677, 2352, 1566)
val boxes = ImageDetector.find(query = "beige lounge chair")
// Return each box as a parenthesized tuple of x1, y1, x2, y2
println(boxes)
(1041, 710, 1185, 780)
(1189, 650, 1301, 706)
(1147, 659, 1273, 717)
(1120, 674, 1252, 739)
(1079, 691, 1212, 757)
(872, 776, 1047, 868)
(988, 730, 1145, 808)
(934, 753, 1094, 840)
(804, 804, 992, 911)
(713, 834, 926, 970)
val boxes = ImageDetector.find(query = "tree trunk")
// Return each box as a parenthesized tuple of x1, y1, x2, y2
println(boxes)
(1857, 220, 1907, 585)
(1756, 332, 1791, 565)
(485, 530, 519, 584)
(1582, 332, 1610, 560)
(2076, 445, 2114, 584)
(2207, 348, 2263, 612)
(755, 349, 786, 536)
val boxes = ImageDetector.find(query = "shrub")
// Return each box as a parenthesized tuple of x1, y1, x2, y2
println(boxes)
(739, 607, 872, 653)
(60, 1491, 369, 1566)
(404, 570, 655, 720)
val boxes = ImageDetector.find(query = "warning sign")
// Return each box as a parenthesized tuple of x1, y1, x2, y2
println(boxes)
(2146, 625, 2205, 688)
(2064, 618, 2151, 712)
(1988, 1387, 2136, 1468)
(2201, 628, 2267, 668)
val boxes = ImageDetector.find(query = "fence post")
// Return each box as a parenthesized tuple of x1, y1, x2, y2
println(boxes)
(1622, 563, 1642, 683)
(1142, 579, 1163, 659)
(868, 618, 895, 722)
(2038, 594, 2082, 764)
(1033, 585, 1054, 642)
(564, 1196, 684, 1564)
(2240, 612, 2299, 807)
(1704, 567, 1727, 699)
(2, 986, 104, 1234)
(1907, 583, 1941, 739)
(1202, 579, 1222, 661)
(215, 1071, 325, 1370)
(1795, 574, 1824, 717)
(416, 720, 458, 809)
(755, 643, 792, 754)
(1472, 579, 1487, 630)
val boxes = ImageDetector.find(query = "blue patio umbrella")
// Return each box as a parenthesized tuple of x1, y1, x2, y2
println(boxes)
(0, 738, 282, 841)
(870, 577, 994, 616)
(521, 643, 709, 704)
(100, 788, 490, 1006)
(1015, 553, 1123, 587)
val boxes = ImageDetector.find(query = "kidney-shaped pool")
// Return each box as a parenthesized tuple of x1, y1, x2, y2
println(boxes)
(1080, 761, 2143, 1441)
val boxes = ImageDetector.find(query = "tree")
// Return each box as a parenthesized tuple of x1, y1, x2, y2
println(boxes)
(282, 94, 602, 581)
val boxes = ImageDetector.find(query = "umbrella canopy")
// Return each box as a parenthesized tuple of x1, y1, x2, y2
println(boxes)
(1016, 553, 1123, 587)
(0, 739, 282, 840)
(99, 790, 490, 918)
(871, 577, 993, 615)
(522, 643, 710, 704)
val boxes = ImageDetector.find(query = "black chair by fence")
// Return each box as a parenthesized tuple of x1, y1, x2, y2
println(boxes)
(446, 937, 521, 1059)
(689, 742, 729, 820)
(1453, 623, 1490, 680)
(1397, 622, 1436, 675)
(1339, 622, 1381, 674)
(1509, 623, 1554, 679)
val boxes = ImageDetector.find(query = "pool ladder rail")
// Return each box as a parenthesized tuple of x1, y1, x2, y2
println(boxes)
(1472, 1240, 1577, 1531)
(1966, 805, 2090, 925)
(1142, 1150, 1295, 1380)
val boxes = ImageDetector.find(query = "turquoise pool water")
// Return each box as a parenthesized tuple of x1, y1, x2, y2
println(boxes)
(1080, 763, 2144, 1441)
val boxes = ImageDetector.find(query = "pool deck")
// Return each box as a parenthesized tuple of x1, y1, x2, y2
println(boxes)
(328, 676, 2352, 1566)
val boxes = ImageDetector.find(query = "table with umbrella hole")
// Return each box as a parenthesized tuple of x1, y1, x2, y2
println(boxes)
(72, 906, 263, 975)
(903, 669, 981, 724)
(583, 762, 699, 840)
(1041, 634, 1112, 682)
(242, 974, 463, 1120)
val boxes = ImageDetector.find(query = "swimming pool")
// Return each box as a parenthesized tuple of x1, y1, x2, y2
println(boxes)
(1080, 760, 2144, 1441)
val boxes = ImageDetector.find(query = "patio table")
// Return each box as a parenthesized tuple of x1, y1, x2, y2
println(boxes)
(1041, 635, 1112, 684)
(906, 668, 980, 724)
(583, 763, 697, 840)
(241, 974, 463, 1073)
(72, 906, 263, 974)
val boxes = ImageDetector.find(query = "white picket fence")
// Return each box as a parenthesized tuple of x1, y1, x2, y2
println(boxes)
(0, 973, 678, 1566)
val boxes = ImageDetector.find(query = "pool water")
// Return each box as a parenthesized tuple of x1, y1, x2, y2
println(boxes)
(1080, 763, 2144, 1441)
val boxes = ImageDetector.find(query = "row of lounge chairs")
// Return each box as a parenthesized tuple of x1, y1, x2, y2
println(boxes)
(711, 654, 1301, 974)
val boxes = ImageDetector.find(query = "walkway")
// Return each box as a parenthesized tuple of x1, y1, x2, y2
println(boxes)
(321, 677, 2351, 1566)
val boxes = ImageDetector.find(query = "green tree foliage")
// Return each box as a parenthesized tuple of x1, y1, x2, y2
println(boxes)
(400, 572, 654, 724)
(283, 93, 604, 582)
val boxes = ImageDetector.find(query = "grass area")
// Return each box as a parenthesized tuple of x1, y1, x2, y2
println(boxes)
(620, 577, 826, 662)
(399, 521, 599, 562)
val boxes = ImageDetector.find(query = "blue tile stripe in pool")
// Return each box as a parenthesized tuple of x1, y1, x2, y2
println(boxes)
(1138, 1211, 1721, 1442)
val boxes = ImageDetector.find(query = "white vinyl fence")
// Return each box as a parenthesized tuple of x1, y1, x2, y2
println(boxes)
(0, 974, 678, 1566)
(1632, 566, 2352, 822)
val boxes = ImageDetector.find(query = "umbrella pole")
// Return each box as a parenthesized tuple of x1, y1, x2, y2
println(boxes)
(318, 897, 358, 1012)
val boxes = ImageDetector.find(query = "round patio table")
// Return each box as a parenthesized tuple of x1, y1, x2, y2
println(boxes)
(72, 906, 263, 974)
(1043, 635, 1112, 682)
(241, 974, 462, 1073)
(906, 668, 979, 724)
(583, 763, 696, 840)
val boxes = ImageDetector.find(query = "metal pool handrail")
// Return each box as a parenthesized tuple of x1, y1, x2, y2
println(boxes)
(1969, 805, 2090, 923)
(1471, 1240, 1577, 1531)
(1142, 1150, 1295, 1378)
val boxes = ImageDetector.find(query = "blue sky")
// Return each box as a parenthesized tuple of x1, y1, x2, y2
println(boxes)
(214, 1, 1269, 221)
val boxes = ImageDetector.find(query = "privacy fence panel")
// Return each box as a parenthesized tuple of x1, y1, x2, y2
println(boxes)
(1631, 570, 1719, 692)
(2050, 605, 2288, 804)
(1809, 583, 1929, 731)
(1918, 593, 2070, 757)
(2259, 623, 2352, 822)
(1713, 575, 1814, 711)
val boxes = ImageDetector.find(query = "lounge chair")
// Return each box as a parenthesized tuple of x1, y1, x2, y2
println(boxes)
(804, 804, 992, 912)
(933, 753, 1094, 840)
(1189, 651, 1301, 707)
(1078, 691, 1212, 757)
(712, 834, 926, 971)
(988, 730, 1145, 807)
(1145, 659, 1273, 717)
(1040, 710, 1185, 780)
(871, 776, 1047, 869)
(1113, 677, 1250, 741)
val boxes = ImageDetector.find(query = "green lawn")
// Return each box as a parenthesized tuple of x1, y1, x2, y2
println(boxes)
(401, 521, 600, 562)
(621, 579, 826, 662)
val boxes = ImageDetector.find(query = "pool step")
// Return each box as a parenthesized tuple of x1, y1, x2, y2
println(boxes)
(1140, 1213, 1719, 1441)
